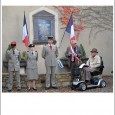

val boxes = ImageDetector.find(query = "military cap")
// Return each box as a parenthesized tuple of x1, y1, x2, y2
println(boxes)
(11, 41, 16, 46)
(28, 44, 35, 47)
(48, 36, 53, 40)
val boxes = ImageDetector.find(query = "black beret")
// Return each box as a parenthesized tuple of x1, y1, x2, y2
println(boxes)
(48, 36, 53, 40)
(28, 44, 35, 47)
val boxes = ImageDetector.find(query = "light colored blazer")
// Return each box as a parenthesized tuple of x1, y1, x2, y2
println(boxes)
(86, 55, 101, 68)
(42, 44, 58, 67)
(6, 49, 21, 71)
(25, 51, 38, 69)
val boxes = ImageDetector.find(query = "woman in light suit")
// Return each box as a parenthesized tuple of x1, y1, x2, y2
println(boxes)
(26, 44, 38, 91)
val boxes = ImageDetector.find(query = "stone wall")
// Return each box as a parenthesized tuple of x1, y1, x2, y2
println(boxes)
(2, 6, 113, 75)
(2, 73, 71, 88)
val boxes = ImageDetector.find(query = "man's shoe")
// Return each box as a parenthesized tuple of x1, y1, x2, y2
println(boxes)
(27, 88, 31, 91)
(8, 89, 12, 92)
(32, 88, 37, 91)
(17, 88, 21, 91)
(85, 80, 91, 85)
(45, 87, 50, 90)
(52, 86, 58, 89)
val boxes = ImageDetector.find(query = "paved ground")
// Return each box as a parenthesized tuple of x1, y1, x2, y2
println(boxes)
(2, 76, 113, 93)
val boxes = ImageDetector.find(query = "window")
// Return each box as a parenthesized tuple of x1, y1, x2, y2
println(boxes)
(33, 10, 55, 44)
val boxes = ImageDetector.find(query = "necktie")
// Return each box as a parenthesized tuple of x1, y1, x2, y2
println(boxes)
(13, 50, 15, 54)
(32, 51, 33, 55)
(50, 44, 52, 50)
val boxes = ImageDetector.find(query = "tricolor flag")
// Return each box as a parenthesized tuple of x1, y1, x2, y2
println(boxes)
(66, 14, 76, 42)
(22, 12, 29, 47)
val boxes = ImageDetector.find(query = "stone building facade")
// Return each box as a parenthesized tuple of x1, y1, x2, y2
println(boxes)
(2, 6, 113, 75)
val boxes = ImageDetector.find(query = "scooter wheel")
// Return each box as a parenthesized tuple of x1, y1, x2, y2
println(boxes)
(79, 83, 87, 91)
(100, 80, 106, 88)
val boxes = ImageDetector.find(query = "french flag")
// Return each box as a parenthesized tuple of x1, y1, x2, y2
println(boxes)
(22, 12, 29, 47)
(66, 14, 76, 42)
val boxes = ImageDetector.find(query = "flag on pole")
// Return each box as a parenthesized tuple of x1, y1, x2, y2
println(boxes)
(65, 14, 76, 42)
(22, 12, 29, 47)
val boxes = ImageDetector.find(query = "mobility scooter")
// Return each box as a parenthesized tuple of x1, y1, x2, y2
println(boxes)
(71, 57, 106, 91)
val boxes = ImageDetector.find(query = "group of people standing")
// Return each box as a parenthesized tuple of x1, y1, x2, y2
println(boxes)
(6, 36, 58, 92)
(6, 36, 101, 92)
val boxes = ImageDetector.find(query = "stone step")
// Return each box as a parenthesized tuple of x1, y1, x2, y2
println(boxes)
(2, 73, 71, 88)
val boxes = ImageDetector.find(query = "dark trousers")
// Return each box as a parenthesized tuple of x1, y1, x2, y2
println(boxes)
(70, 62, 80, 81)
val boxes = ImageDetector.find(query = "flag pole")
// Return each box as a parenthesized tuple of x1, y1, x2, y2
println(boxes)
(59, 29, 66, 48)
(59, 12, 74, 48)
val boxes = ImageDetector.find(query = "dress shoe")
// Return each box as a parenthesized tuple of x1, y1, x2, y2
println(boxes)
(8, 89, 12, 92)
(45, 87, 50, 90)
(52, 86, 58, 89)
(17, 88, 21, 91)
(27, 88, 31, 91)
(32, 88, 37, 90)
(85, 80, 91, 85)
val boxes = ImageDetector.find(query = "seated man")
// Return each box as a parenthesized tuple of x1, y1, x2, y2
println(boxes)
(81, 48, 101, 83)
(65, 40, 82, 81)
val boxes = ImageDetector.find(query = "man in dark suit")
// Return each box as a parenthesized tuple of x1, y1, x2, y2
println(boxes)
(65, 40, 82, 81)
